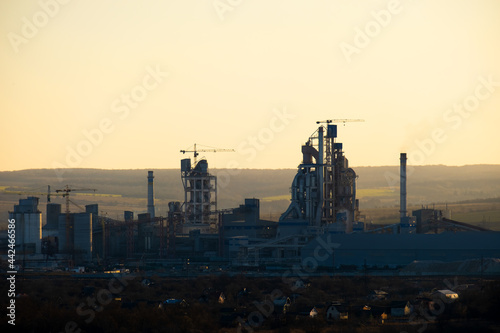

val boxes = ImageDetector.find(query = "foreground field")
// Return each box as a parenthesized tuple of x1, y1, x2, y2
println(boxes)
(1, 274, 499, 333)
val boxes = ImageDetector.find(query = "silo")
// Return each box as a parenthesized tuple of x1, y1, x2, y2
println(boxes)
(124, 211, 134, 221)
(9, 197, 42, 253)
(46, 203, 61, 229)
(73, 212, 92, 261)
(58, 213, 74, 253)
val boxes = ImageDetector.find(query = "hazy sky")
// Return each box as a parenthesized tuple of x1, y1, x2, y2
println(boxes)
(1, 0, 499, 172)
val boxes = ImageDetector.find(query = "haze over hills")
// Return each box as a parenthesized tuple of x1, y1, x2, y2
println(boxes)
(1, 165, 499, 226)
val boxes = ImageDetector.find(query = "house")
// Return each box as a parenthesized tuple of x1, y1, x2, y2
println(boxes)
(141, 279, 153, 287)
(326, 302, 348, 321)
(326, 305, 340, 320)
(219, 292, 226, 304)
(273, 297, 291, 314)
(310, 307, 318, 318)
(390, 301, 413, 317)
(273, 297, 291, 306)
(294, 279, 311, 289)
(163, 298, 189, 307)
(371, 290, 389, 300)
(435, 289, 459, 300)
(355, 304, 372, 320)
(237, 288, 249, 298)
(294, 279, 305, 289)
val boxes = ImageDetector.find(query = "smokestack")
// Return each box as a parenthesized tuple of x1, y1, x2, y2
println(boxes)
(147, 171, 155, 219)
(400, 153, 407, 220)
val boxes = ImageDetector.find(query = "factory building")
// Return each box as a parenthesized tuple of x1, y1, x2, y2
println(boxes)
(4, 121, 500, 273)
(235, 123, 361, 265)
(278, 124, 359, 237)
(221, 198, 277, 259)
(124, 210, 134, 221)
(45, 203, 61, 229)
(173, 229, 220, 260)
(302, 232, 500, 268)
(235, 123, 500, 267)
(73, 213, 93, 262)
(58, 212, 92, 262)
(40, 203, 61, 258)
(137, 213, 156, 253)
(8, 197, 42, 254)
(85, 204, 99, 231)
(181, 158, 217, 233)
(76, 123, 500, 270)
(222, 199, 277, 239)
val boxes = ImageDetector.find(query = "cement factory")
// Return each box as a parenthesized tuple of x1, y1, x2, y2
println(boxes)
(4, 121, 500, 274)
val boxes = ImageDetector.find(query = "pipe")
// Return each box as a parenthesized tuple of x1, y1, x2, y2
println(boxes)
(147, 171, 155, 219)
(400, 153, 407, 220)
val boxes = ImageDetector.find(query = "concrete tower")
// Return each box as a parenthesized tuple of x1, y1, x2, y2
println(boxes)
(400, 153, 407, 220)
(147, 171, 155, 219)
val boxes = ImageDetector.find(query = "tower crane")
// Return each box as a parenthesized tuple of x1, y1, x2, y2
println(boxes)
(180, 143, 235, 165)
(317, 119, 365, 126)
(5, 185, 63, 202)
(54, 185, 97, 254)
(314, 119, 365, 166)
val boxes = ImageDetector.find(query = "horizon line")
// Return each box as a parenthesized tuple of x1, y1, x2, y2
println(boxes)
(2, 163, 500, 173)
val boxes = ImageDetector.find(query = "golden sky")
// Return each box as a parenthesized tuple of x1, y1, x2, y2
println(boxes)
(1, 0, 500, 171)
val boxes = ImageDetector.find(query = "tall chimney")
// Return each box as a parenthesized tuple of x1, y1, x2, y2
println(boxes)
(400, 153, 407, 220)
(147, 171, 155, 219)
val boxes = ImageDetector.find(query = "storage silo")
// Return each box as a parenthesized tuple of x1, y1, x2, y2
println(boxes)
(73, 212, 92, 262)
(8, 197, 42, 254)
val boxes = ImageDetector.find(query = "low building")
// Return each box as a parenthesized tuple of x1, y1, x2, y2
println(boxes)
(390, 301, 413, 317)
(301, 232, 500, 268)
(222, 198, 277, 239)
(435, 289, 459, 300)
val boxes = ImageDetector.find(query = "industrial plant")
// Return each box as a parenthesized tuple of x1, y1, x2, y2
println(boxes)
(4, 121, 500, 274)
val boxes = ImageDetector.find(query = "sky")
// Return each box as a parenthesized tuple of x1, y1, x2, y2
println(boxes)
(1, 0, 500, 172)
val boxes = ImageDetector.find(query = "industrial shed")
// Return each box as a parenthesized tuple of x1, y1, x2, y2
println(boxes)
(301, 232, 500, 268)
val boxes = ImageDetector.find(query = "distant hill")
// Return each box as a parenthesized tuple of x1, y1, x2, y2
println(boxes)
(354, 164, 500, 208)
(1, 165, 499, 224)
